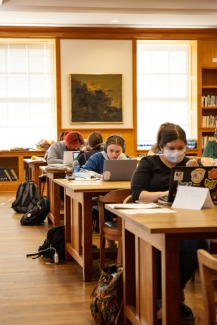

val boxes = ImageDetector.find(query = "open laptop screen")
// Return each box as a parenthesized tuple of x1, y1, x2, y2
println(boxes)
(103, 160, 137, 181)
(63, 151, 80, 165)
(159, 166, 217, 204)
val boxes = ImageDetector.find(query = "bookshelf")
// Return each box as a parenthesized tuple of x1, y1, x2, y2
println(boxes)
(197, 40, 217, 157)
(198, 68, 217, 156)
(0, 150, 45, 192)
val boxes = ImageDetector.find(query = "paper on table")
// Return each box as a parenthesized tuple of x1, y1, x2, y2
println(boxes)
(172, 185, 215, 210)
(66, 181, 103, 185)
(74, 177, 99, 181)
(119, 208, 176, 214)
(110, 203, 160, 209)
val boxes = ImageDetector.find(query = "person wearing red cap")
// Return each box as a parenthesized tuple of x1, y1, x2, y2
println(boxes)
(47, 131, 84, 164)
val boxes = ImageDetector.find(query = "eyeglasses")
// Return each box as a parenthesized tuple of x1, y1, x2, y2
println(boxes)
(164, 145, 186, 151)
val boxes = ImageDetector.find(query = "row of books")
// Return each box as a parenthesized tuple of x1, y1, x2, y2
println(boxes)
(0, 167, 18, 181)
(202, 136, 215, 147)
(201, 115, 217, 127)
(202, 95, 217, 107)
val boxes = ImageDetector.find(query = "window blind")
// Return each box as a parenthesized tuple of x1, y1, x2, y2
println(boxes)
(137, 42, 191, 150)
(0, 40, 56, 150)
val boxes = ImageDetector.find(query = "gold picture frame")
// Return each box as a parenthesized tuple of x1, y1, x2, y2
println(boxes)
(70, 74, 123, 124)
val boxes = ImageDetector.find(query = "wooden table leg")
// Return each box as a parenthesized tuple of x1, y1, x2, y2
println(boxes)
(162, 234, 180, 325)
(82, 192, 94, 282)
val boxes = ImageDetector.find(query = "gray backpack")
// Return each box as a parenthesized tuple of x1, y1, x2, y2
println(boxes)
(11, 181, 40, 213)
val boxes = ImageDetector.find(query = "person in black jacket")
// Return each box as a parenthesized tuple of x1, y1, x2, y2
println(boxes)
(131, 123, 209, 318)
(78, 131, 103, 167)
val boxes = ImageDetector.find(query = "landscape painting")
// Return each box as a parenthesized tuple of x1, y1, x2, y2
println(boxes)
(70, 74, 123, 123)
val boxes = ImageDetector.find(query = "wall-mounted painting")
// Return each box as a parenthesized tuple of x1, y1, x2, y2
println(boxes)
(70, 74, 123, 123)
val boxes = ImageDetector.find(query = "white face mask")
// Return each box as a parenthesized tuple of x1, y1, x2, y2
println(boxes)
(163, 148, 186, 164)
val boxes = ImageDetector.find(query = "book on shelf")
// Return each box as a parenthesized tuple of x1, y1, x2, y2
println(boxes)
(0, 167, 9, 181)
(202, 115, 217, 127)
(3, 168, 12, 181)
(7, 167, 18, 181)
(201, 95, 217, 107)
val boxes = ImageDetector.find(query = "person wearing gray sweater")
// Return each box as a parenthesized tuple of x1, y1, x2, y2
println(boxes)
(47, 131, 84, 164)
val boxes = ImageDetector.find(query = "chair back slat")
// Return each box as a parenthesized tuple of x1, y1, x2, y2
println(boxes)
(194, 249, 217, 325)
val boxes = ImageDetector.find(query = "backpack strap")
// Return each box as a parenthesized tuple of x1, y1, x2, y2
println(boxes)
(29, 182, 39, 206)
(26, 252, 42, 259)
(11, 182, 26, 208)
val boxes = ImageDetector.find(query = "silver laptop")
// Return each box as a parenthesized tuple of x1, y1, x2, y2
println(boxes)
(63, 151, 80, 165)
(103, 160, 137, 181)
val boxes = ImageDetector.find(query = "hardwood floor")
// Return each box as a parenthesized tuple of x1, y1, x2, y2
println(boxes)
(0, 192, 99, 325)
(0, 192, 214, 325)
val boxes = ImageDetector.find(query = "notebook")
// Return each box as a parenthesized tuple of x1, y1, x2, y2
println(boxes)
(103, 160, 137, 181)
(158, 166, 217, 205)
(63, 151, 80, 165)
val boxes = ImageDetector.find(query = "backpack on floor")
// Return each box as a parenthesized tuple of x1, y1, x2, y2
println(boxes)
(90, 264, 124, 325)
(11, 181, 40, 213)
(26, 225, 65, 261)
(20, 197, 50, 225)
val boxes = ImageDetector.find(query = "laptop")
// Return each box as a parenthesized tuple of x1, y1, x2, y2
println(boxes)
(103, 160, 137, 181)
(158, 166, 217, 205)
(63, 151, 80, 165)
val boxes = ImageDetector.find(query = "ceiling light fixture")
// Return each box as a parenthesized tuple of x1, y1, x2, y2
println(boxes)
(111, 20, 119, 23)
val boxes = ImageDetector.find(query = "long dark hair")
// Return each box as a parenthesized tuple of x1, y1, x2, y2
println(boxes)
(157, 123, 187, 149)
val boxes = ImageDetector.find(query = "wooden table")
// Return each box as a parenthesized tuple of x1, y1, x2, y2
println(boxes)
(105, 205, 217, 325)
(54, 179, 130, 282)
(24, 158, 47, 188)
(40, 166, 67, 225)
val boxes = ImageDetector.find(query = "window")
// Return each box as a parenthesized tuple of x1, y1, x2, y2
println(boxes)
(137, 41, 197, 151)
(0, 40, 56, 149)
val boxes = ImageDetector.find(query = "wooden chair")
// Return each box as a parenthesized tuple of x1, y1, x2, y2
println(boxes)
(123, 195, 133, 204)
(193, 249, 217, 325)
(98, 188, 131, 268)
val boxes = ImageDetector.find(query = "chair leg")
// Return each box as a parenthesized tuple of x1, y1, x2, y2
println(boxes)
(180, 290, 185, 302)
(190, 271, 195, 283)
(41, 182, 45, 196)
(117, 238, 122, 265)
(100, 236, 106, 268)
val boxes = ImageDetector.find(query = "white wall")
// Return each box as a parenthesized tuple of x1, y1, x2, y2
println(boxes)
(60, 39, 133, 129)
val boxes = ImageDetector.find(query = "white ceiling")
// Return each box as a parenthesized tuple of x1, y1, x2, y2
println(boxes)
(1, 0, 217, 29)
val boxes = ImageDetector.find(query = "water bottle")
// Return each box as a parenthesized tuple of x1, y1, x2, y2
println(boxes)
(72, 158, 80, 173)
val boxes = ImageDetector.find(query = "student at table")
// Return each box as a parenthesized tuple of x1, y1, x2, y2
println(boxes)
(47, 131, 84, 164)
(44, 131, 71, 161)
(47, 131, 84, 202)
(147, 122, 170, 156)
(77, 131, 104, 167)
(82, 134, 129, 243)
(82, 133, 129, 174)
(202, 127, 217, 158)
(130, 122, 209, 318)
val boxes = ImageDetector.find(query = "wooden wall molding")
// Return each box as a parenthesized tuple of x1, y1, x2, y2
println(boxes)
(1, 26, 217, 40)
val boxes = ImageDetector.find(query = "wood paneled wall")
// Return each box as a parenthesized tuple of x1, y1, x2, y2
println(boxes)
(58, 128, 136, 157)
(2, 27, 217, 156)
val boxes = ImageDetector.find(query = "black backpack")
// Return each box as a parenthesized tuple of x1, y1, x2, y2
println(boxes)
(20, 197, 50, 225)
(26, 225, 65, 261)
(11, 181, 40, 213)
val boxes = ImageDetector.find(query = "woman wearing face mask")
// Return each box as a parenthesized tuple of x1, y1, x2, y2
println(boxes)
(131, 123, 209, 319)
